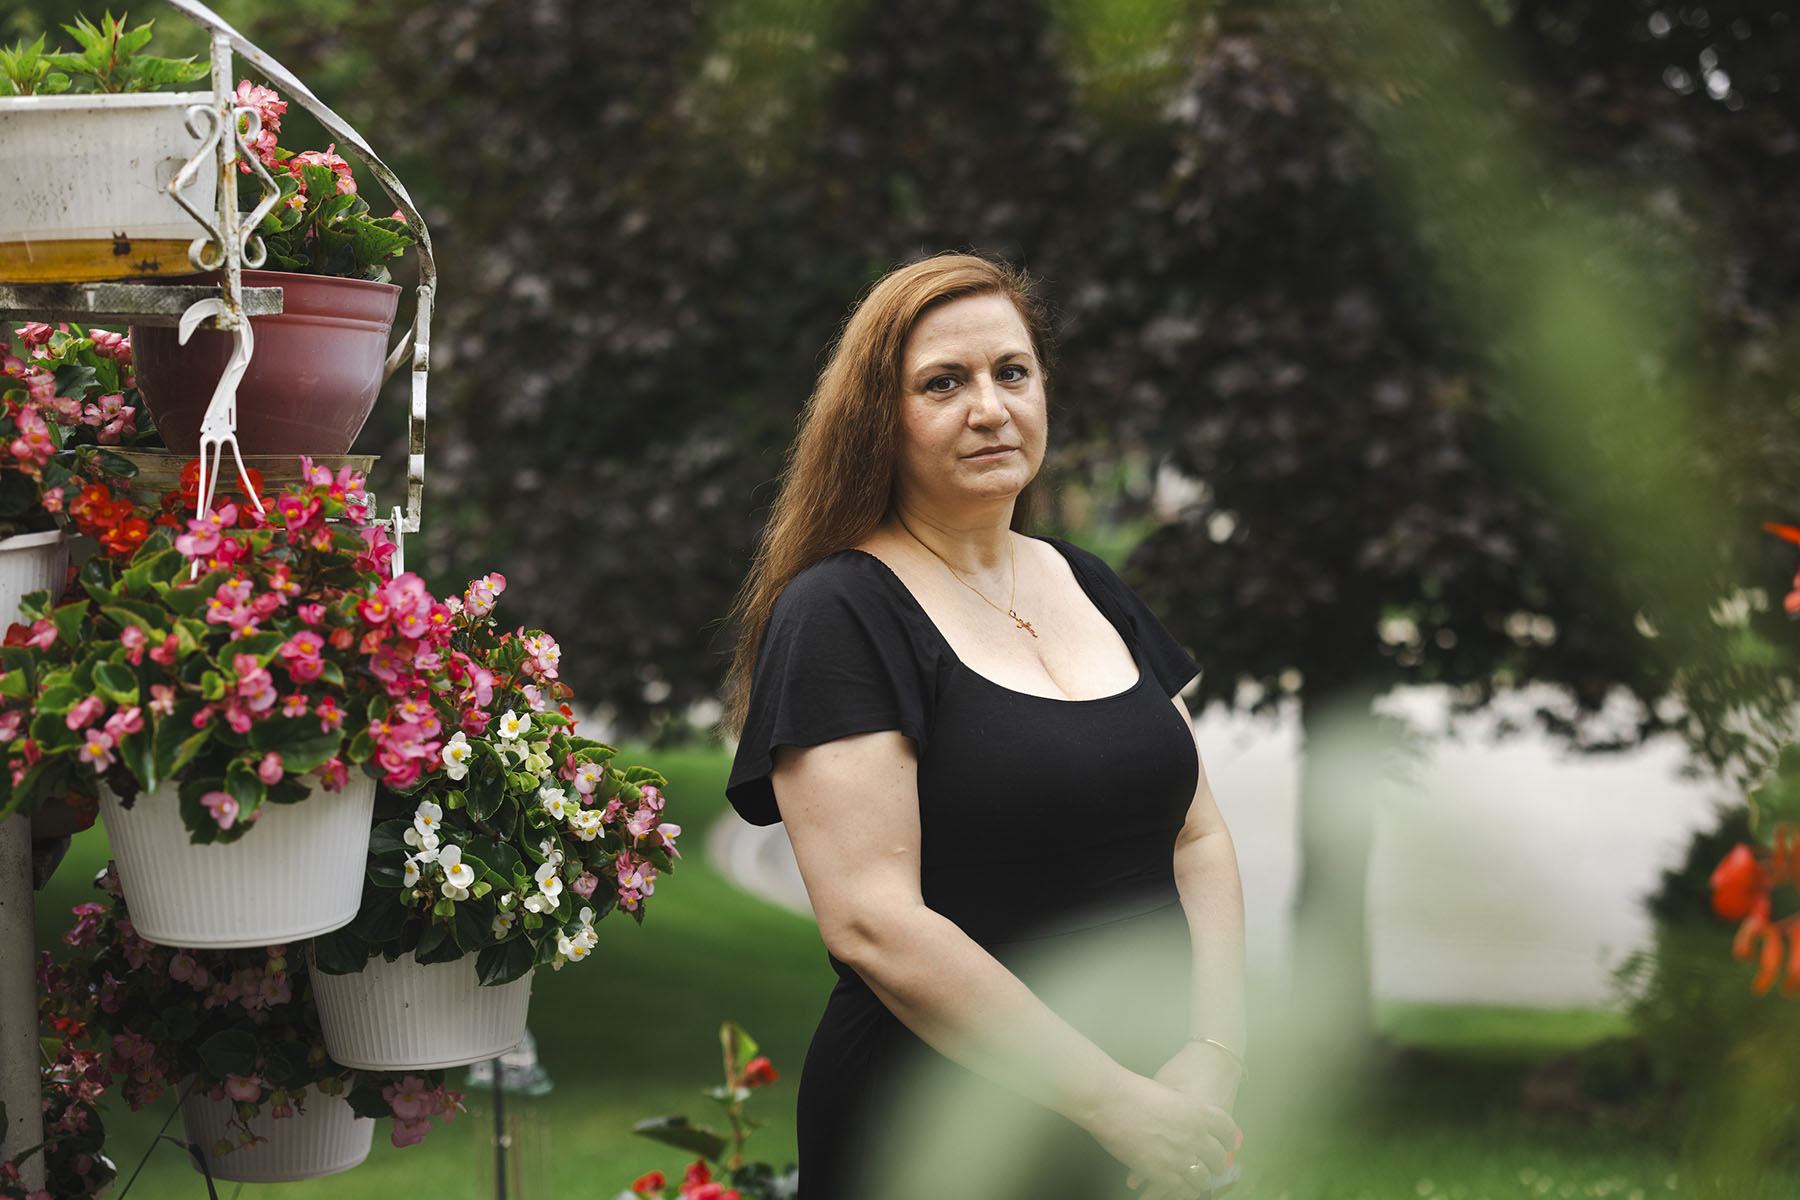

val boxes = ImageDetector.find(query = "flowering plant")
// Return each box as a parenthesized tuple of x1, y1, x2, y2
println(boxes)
(619, 1023, 795, 1200)
(1707, 521, 1800, 996)
(0, 13, 208, 96)
(1, 322, 148, 539)
(231, 80, 414, 283)
(0, 459, 433, 838)
(45, 867, 465, 1154)
(308, 573, 682, 986)
(0, 981, 115, 1200)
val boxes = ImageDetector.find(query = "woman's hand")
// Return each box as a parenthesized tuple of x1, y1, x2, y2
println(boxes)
(1082, 1071, 1238, 1200)
(1152, 1041, 1241, 1113)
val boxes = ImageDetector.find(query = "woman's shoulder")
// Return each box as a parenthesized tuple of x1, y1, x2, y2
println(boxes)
(774, 548, 897, 613)
(1029, 534, 1126, 595)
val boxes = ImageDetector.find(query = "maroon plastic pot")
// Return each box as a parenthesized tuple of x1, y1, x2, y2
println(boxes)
(130, 270, 401, 456)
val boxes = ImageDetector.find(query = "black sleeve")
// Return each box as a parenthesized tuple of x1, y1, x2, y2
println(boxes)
(1050, 538, 1200, 698)
(725, 555, 935, 826)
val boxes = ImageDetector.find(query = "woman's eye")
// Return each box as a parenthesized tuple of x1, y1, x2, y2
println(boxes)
(925, 375, 959, 393)
(997, 363, 1029, 382)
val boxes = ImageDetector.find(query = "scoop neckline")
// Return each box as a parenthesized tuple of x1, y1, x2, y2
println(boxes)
(843, 539, 1149, 705)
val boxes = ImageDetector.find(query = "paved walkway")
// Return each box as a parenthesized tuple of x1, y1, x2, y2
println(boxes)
(706, 685, 1734, 1008)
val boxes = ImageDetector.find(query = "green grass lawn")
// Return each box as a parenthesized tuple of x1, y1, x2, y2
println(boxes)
(26, 745, 1788, 1199)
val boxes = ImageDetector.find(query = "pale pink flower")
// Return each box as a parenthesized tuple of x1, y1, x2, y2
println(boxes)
(256, 752, 284, 784)
(64, 696, 104, 731)
(78, 729, 114, 773)
(201, 791, 238, 830)
(102, 707, 142, 740)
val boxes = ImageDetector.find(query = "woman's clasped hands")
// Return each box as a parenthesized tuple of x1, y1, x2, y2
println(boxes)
(1085, 1069, 1242, 1200)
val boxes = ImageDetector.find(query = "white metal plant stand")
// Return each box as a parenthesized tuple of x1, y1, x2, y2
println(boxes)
(0, 1, 437, 1183)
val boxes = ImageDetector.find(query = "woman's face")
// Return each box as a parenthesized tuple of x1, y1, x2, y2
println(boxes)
(893, 292, 1046, 519)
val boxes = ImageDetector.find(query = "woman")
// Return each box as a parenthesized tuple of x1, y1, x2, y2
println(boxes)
(724, 253, 1247, 1200)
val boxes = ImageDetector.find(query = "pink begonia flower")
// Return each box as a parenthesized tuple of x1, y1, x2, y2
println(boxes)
(78, 729, 115, 773)
(464, 572, 506, 617)
(65, 696, 105, 731)
(315, 696, 345, 732)
(460, 707, 492, 737)
(383, 1076, 430, 1121)
(169, 952, 208, 987)
(297, 602, 325, 626)
(571, 762, 604, 797)
(640, 785, 665, 813)
(390, 1118, 431, 1148)
(258, 971, 291, 1007)
(0, 709, 21, 741)
(179, 504, 238, 560)
(257, 752, 284, 785)
(103, 707, 143, 740)
(276, 492, 322, 531)
(221, 698, 254, 735)
(17, 619, 54, 649)
(315, 758, 350, 791)
(355, 525, 396, 576)
(120, 624, 147, 665)
(148, 633, 179, 666)
(223, 1074, 261, 1103)
(520, 683, 547, 713)
(201, 791, 238, 830)
(571, 871, 599, 899)
(62, 903, 105, 948)
(234, 654, 278, 712)
(278, 630, 326, 682)
(288, 143, 356, 195)
(148, 684, 176, 717)
(521, 633, 561, 681)
(280, 694, 308, 718)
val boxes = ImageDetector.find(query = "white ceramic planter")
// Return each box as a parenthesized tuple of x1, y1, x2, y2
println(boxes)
(0, 91, 215, 283)
(100, 775, 375, 949)
(309, 950, 534, 1071)
(180, 1087, 372, 1183)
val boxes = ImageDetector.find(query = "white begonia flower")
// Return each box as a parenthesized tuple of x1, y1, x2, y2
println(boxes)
(441, 732, 472, 781)
(537, 837, 563, 866)
(574, 926, 598, 953)
(540, 786, 571, 821)
(568, 811, 602, 842)
(402, 857, 421, 888)
(492, 911, 516, 936)
(413, 800, 443, 838)
(522, 893, 551, 914)
(534, 860, 563, 901)
(442, 881, 470, 901)
(497, 710, 529, 740)
(439, 845, 476, 891)
(497, 892, 515, 910)
(402, 824, 439, 854)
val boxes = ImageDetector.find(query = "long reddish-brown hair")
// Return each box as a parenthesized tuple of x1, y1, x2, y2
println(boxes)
(722, 252, 1054, 735)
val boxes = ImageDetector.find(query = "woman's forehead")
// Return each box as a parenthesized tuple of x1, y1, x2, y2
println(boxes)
(902, 294, 1032, 364)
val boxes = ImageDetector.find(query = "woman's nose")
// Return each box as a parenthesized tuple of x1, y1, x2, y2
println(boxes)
(965, 375, 1008, 426)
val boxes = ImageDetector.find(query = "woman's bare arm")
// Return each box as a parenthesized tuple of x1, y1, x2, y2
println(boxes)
(772, 730, 1238, 1192)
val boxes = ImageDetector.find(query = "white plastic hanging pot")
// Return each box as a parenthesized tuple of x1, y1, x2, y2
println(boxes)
(309, 949, 534, 1071)
(0, 91, 215, 283)
(0, 527, 68, 619)
(100, 775, 375, 949)
(180, 1087, 373, 1183)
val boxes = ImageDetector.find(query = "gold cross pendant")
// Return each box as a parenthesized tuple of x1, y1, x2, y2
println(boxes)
(1010, 611, 1039, 638)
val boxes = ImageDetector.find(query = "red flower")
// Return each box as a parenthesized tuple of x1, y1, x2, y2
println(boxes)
(741, 1056, 778, 1089)
(631, 1170, 667, 1196)
(681, 1160, 710, 1189)
(1712, 844, 1769, 920)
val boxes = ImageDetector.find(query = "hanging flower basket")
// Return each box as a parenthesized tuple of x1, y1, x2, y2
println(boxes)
(308, 950, 533, 1071)
(179, 1087, 373, 1183)
(0, 527, 68, 618)
(100, 775, 375, 949)
(130, 268, 402, 456)
(0, 92, 215, 284)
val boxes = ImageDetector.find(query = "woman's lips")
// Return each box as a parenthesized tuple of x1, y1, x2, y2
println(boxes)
(964, 446, 1016, 461)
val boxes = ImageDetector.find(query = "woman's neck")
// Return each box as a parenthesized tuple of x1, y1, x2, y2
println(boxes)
(888, 501, 1016, 573)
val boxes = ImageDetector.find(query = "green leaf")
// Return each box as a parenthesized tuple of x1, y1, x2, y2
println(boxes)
(96, 449, 138, 477)
(224, 757, 267, 819)
(92, 661, 137, 704)
(50, 600, 86, 648)
(368, 818, 413, 857)
(247, 718, 343, 775)
(463, 774, 506, 822)
(0, 670, 25, 700)
(118, 727, 155, 791)
(451, 900, 488, 951)
(194, 1029, 258, 1080)
(621, 765, 668, 788)
(153, 701, 210, 779)
(307, 928, 370, 975)
(415, 918, 462, 964)
(475, 938, 534, 986)
(722, 1021, 759, 1079)
(99, 602, 168, 637)
(631, 1116, 727, 1162)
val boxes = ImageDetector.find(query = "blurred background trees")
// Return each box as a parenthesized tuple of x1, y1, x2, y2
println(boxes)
(3, 0, 1798, 1053)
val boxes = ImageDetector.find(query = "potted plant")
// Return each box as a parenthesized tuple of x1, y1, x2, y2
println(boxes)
(0, 13, 214, 283)
(0, 971, 116, 1200)
(2, 321, 152, 837)
(307, 572, 683, 1069)
(617, 1022, 797, 1200)
(43, 868, 465, 1183)
(130, 78, 417, 457)
(0, 458, 439, 947)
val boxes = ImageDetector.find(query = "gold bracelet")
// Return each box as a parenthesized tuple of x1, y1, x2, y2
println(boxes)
(1188, 1036, 1248, 1082)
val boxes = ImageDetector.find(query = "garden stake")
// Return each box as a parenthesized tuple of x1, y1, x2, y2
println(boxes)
(493, 1061, 508, 1200)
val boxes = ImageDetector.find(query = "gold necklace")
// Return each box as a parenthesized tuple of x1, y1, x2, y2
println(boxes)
(899, 519, 1039, 638)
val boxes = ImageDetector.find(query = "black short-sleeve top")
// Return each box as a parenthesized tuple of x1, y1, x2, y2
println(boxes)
(726, 536, 1200, 947)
